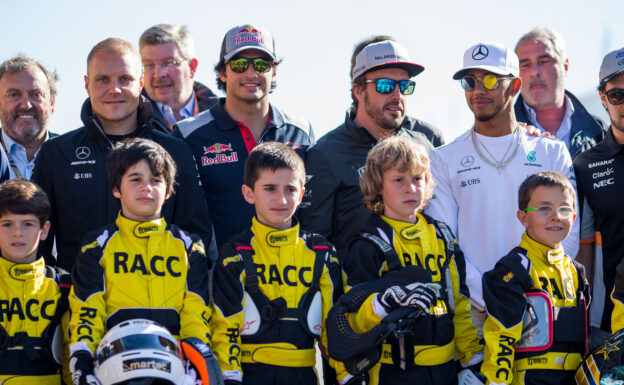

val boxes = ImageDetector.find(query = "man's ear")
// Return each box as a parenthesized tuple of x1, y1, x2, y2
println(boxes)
(512, 78, 522, 94)
(189, 58, 198, 78)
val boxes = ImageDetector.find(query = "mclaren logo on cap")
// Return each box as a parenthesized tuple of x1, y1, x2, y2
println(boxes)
(472, 45, 489, 60)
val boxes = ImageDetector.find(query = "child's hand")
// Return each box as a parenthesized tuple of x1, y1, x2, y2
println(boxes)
(377, 282, 438, 314)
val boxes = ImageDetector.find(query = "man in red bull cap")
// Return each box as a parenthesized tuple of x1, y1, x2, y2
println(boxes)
(173, 24, 314, 257)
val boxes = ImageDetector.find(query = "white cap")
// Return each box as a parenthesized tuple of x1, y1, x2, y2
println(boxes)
(599, 47, 624, 87)
(352, 40, 424, 80)
(453, 41, 519, 80)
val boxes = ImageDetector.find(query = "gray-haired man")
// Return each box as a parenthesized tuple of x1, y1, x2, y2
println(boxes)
(140, 24, 218, 132)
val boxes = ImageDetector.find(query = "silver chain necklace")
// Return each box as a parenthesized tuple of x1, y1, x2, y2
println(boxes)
(471, 124, 523, 174)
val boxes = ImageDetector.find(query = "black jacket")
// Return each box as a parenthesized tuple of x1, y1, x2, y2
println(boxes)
(32, 97, 212, 271)
(515, 90, 607, 158)
(142, 81, 219, 133)
(298, 110, 443, 257)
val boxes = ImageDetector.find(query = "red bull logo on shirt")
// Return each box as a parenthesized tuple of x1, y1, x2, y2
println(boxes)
(202, 143, 238, 166)
(236, 26, 264, 44)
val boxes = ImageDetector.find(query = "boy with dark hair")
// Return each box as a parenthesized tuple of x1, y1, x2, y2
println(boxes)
(0, 178, 70, 384)
(68, 138, 212, 385)
(481, 171, 588, 385)
(339, 136, 482, 385)
(211, 142, 342, 385)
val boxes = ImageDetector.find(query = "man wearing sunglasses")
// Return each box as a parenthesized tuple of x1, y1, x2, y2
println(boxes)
(299, 37, 443, 260)
(573, 47, 624, 349)
(514, 27, 606, 158)
(139, 24, 218, 133)
(425, 41, 578, 333)
(173, 24, 314, 253)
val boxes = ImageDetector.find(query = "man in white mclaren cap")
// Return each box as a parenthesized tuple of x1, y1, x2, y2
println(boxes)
(299, 36, 443, 259)
(425, 41, 578, 328)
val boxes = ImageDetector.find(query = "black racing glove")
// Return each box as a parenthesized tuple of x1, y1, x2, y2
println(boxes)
(69, 350, 101, 385)
(377, 282, 437, 313)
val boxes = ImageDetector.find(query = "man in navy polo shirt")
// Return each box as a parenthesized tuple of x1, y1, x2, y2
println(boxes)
(174, 24, 314, 251)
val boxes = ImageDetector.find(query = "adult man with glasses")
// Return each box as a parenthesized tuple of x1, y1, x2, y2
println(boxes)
(514, 27, 607, 158)
(425, 41, 578, 331)
(0, 56, 58, 181)
(139, 24, 218, 132)
(574, 47, 624, 348)
(174, 24, 314, 252)
(299, 37, 443, 260)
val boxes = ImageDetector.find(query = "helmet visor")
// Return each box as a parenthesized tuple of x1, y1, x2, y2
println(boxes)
(97, 334, 179, 364)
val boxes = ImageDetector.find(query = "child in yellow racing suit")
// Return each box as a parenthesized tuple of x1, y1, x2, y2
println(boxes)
(0, 179, 70, 385)
(210, 142, 343, 385)
(341, 136, 483, 384)
(481, 171, 589, 385)
(68, 138, 212, 385)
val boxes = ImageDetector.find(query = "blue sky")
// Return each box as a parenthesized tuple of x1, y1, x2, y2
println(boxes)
(2, 0, 621, 141)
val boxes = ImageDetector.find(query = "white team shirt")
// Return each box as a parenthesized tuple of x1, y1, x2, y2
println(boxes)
(425, 126, 579, 308)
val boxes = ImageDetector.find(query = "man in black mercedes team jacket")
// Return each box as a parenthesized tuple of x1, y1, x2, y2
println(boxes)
(32, 38, 211, 271)
(299, 36, 443, 259)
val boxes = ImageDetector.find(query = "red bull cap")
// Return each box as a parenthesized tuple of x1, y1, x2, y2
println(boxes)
(221, 24, 276, 61)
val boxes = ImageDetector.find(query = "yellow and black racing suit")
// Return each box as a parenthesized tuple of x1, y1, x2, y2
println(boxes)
(343, 213, 482, 385)
(211, 218, 344, 385)
(482, 233, 588, 385)
(611, 258, 624, 333)
(69, 213, 211, 356)
(0, 255, 70, 385)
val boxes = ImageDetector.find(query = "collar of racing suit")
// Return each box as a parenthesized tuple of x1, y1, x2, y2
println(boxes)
(79, 95, 163, 149)
(251, 216, 299, 248)
(0, 255, 46, 281)
(115, 212, 167, 239)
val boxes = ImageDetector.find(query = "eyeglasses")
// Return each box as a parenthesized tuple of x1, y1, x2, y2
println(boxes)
(604, 88, 624, 105)
(142, 59, 187, 72)
(460, 74, 514, 91)
(364, 79, 416, 95)
(523, 205, 576, 219)
(229, 57, 273, 73)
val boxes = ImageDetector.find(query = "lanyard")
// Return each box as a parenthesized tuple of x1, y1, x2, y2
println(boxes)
(163, 94, 199, 131)
(0, 132, 22, 179)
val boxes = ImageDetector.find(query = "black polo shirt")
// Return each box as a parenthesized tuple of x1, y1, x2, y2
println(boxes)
(574, 128, 624, 330)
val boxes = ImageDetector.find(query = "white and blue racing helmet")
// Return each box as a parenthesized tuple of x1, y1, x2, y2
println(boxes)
(94, 319, 185, 385)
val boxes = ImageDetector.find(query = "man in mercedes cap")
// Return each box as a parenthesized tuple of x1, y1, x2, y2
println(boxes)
(574, 46, 624, 348)
(299, 36, 443, 260)
(425, 41, 578, 330)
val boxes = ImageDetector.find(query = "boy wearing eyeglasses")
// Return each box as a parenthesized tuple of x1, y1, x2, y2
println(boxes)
(574, 47, 624, 347)
(173, 24, 314, 255)
(480, 171, 589, 385)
